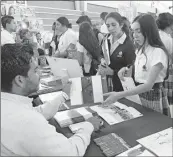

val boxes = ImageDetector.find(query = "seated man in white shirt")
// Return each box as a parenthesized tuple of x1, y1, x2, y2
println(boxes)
(1, 15, 16, 45)
(100, 12, 109, 34)
(1, 43, 102, 156)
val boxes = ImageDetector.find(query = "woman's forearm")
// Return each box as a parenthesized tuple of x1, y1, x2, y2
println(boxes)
(116, 83, 153, 99)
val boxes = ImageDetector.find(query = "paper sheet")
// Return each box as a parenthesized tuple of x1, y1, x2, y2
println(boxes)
(75, 107, 93, 118)
(117, 144, 155, 156)
(91, 75, 104, 103)
(70, 77, 83, 106)
(113, 102, 129, 110)
(90, 105, 114, 113)
(98, 112, 124, 125)
(121, 77, 142, 105)
(137, 127, 173, 157)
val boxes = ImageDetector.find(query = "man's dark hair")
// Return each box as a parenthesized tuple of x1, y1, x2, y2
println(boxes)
(1, 15, 14, 29)
(76, 15, 92, 25)
(1, 43, 34, 92)
(100, 12, 108, 20)
(156, 12, 173, 30)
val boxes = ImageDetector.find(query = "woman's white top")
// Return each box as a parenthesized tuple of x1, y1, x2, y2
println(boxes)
(58, 29, 77, 55)
(76, 42, 92, 73)
(134, 45, 168, 83)
(159, 30, 173, 64)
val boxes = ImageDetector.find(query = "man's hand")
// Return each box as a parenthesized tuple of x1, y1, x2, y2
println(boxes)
(62, 80, 72, 98)
(87, 116, 103, 132)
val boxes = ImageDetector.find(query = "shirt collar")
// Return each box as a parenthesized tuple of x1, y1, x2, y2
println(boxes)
(1, 92, 33, 108)
(108, 33, 127, 45)
(3, 29, 13, 35)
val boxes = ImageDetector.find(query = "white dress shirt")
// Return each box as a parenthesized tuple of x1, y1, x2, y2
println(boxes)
(100, 23, 109, 34)
(159, 30, 173, 64)
(134, 45, 168, 83)
(76, 42, 92, 73)
(58, 29, 77, 56)
(1, 92, 94, 156)
(1, 29, 15, 45)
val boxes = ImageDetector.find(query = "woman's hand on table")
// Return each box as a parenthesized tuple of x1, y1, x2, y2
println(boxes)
(101, 92, 122, 107)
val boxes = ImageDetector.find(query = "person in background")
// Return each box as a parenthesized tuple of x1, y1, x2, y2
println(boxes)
(76, 15, 104, 46)
(1, 4, 6, 17)
(18, 29, 32, 44)
(78, 22, 105, 76)
(54, 17, 77, 58)
(1, 43, 102, 156)
(104, 14, 170, 116)
(17, 29, 39, 59)
(36, 32, 45, 49)
(8, 5, 15, 16)
(122, 16, 133, 40)
(156, 12, 173, 116)
(100, 12, 109, 34)
(1, 15, 16, 45)
(49, 21, 62, 56)
(99, 12, 135, 92)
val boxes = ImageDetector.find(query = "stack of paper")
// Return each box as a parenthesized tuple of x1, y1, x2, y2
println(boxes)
(90, 102, 143, 125)
(137, 127, 173, 156)
(54, 107, 93, 128)
(117, 144, 155, 156)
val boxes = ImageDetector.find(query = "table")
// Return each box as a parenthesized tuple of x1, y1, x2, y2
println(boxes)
(48, 98, 172, 157)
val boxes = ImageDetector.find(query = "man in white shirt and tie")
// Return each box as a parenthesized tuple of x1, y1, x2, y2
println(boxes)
(1, 15, 16, 45)
(1, 44, 102, 156)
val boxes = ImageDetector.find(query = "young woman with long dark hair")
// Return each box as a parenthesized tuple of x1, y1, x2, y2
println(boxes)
(78, 22, 105, 76)
(103, 14, 170, 116)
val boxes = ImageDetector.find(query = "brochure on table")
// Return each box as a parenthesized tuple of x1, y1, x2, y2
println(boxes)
(137, 127, 173, 157)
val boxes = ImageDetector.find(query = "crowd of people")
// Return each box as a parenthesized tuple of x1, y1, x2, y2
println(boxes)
(1, 10, 173, 156)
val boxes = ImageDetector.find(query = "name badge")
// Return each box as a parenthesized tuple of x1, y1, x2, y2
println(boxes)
(117, 51, 123, 58)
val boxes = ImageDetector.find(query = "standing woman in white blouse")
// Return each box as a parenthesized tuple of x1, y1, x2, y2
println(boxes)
(54, 17, 77, 58)
(103, 14, 170, 116)
(156, 13, 173, 116)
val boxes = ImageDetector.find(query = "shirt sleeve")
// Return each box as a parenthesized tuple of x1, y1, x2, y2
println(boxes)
(150, 48, 168, 68)
(22, 115, 94, 156)
(34, 92, 66, 120)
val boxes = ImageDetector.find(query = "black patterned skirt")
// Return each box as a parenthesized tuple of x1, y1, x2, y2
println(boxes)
(163, 65, 173, 106)
(139, 83, 170, 116)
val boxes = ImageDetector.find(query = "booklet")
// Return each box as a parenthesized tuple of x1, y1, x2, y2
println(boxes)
(90, 103, 143, 125)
